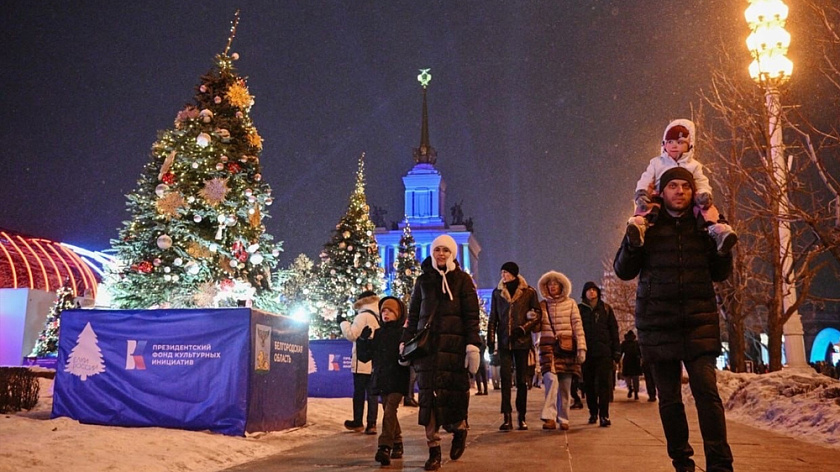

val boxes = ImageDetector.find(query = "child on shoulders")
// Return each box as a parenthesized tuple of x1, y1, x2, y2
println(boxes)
(627, 118, 738, 254)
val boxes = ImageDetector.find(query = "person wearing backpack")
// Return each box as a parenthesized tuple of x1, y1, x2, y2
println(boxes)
(338, 291, 381, 434)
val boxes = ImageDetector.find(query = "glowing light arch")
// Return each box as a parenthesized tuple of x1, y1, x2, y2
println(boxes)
(0, 228, 114, 298)
(810, 328, 840, 363)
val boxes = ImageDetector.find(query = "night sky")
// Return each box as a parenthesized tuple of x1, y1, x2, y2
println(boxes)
(0, 1, 826, 291)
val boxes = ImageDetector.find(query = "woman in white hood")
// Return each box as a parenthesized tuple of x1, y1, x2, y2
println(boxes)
(537, 270, 587, 431)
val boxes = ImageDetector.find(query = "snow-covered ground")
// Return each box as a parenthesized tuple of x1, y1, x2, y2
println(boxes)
(1, 369, 838, 472)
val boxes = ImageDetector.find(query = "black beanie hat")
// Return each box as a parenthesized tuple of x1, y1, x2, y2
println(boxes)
(500, 261, 519, 277)
(659, 167, 696, 194)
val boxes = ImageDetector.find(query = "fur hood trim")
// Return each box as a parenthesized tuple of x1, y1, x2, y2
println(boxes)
(496, 274, 530, 303)
(537, 271, 573, 301)
(353, 293, 381, 311)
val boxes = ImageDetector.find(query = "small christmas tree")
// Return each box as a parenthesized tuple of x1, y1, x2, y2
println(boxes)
(108, 13, 281, 308)
(390, 223, 420, 305)
(311, 154, 384, 338)
(30, 280, 76, 357)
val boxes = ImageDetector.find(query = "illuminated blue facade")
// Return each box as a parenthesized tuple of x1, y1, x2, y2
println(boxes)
(373, 76, 491, 306)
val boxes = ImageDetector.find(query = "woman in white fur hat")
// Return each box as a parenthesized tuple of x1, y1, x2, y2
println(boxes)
(401, 234, 481, 471)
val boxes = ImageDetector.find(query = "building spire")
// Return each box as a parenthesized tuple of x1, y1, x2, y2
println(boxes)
(413, 69, 437, 165)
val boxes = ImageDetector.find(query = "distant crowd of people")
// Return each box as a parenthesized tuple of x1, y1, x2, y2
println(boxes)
(334, 119, 737, 471)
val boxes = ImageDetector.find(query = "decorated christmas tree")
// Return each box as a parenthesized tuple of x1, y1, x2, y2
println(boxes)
(311, 154, 384, 338)
(390, 223, 420, 305)
(30, 280, 76, 357)
(108, 13, 281, 309)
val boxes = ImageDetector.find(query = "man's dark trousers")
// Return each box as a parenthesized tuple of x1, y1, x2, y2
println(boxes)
(653, 355, 733, 472)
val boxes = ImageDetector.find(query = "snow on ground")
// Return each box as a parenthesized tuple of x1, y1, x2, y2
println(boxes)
(710, 369, 840, 449)
(1, 369, 838, 472)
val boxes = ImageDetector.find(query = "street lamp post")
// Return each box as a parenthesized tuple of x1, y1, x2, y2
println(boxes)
(745, 0, 808, 368)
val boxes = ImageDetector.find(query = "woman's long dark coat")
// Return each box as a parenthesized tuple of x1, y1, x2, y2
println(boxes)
(402, 257, 481, 426)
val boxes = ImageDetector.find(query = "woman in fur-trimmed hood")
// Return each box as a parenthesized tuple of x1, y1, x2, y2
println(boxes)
(536, 270, 586, 430)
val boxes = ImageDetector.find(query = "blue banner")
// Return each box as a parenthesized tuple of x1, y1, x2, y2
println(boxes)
(308, 339, 354, 398)
(53, 308, 251, 436)
(246, 310, 308, 433)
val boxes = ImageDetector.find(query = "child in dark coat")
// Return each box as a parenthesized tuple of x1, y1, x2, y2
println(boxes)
(369, 296, 410, 466)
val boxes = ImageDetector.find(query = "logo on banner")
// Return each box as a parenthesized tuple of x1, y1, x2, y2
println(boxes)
(308, 349, 317, 374)
(328, 354, 341, 371)
(255, 325, 271, 372)
(64, 322, 106, 381)
(126, 340, 147, 370)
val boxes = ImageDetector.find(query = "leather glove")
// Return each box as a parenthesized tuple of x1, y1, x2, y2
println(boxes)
(514, 326, 528, 338)
(576, 349, 586, 365)
(359, 326, 372, 340)
(465, 344, 480, 375)
(634, 189, 651, 213)
(695, 192, 712, 210)
(336, 313, 348, 325)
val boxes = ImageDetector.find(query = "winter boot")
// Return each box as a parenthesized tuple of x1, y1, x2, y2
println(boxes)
(499, 413, 513, 431)
(424, 446, 442, 471)
(450, 429, 467, 460)
(390, 442, 403, 459)
(375, 445, 391, 466)
(343, 420, 363, 432)
(709, 223, 738, 255)
(517, 413, 528, 431)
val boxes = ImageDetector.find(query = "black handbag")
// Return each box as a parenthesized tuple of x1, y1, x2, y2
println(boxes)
(402, 310, 436, 362)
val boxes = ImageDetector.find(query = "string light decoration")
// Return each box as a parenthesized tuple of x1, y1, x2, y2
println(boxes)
(108, 12, 282, 309)
(390, 222, 420, 306)
(309, 154, 384, 338)
(29, 279, 76, 357)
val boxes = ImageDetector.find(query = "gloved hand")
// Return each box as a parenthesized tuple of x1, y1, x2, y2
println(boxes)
(695, 192, 712, 210)
(336, 313, 348, 325)
(634, 189, 651, 213)
(465, 344, 480, 375)
(398, 342, 410, 366)
(514, 326, 528, 338)
(359, 326, 372, 340)
(576, 349, 586, 365)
